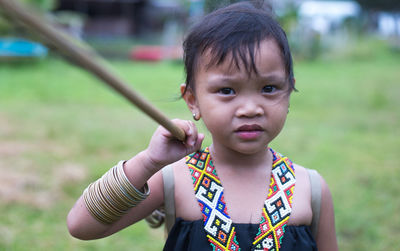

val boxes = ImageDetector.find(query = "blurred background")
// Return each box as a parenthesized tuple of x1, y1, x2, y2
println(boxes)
(0, 0, 399, 250)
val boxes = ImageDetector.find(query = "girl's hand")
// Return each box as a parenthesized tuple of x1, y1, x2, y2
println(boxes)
(141, 119, 204, 174)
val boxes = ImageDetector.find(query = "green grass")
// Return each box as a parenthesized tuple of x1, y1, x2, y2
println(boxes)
(0, 38, 399, 250)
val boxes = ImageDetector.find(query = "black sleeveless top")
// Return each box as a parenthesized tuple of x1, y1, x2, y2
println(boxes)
(164, 218, 317, 250)
(164, 148, 318, 250)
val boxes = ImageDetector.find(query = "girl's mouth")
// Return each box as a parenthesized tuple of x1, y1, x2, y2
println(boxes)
(235, 124, 264, 140)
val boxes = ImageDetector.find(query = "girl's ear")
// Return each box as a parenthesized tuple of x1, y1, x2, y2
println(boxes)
(180, 83, 200, 119)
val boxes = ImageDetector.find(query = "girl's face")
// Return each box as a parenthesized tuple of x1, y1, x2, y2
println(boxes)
(183, 39, 291, 155)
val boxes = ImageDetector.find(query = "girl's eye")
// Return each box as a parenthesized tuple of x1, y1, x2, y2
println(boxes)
(262, 85, 276, 93)
(218, 87, 235, 95)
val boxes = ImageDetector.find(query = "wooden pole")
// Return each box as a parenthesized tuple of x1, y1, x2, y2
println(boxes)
(0, 0, 186, 141)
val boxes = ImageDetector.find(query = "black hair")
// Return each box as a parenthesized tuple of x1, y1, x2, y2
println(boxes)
(182, 1, 295, 95)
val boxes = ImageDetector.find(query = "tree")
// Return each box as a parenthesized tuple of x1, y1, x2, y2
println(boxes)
(204, 0, 242, 13)
(21, 0, 55, 10)
(355, 0, 400, 37)
(0, 0, 56, 35)
(354, 0, 400, 12)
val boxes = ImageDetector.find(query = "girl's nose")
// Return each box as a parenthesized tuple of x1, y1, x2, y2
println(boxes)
(235, 99, 264, 118)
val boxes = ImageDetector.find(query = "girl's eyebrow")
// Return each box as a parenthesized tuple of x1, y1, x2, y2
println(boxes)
(258, 74, 287, 84)
(207, 73, 287, 85)
(207, 74, 237, 84)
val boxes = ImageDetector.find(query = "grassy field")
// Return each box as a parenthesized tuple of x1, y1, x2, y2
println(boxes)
(0, 38, 399, 250)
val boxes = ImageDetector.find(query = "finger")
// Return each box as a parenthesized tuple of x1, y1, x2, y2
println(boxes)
(193, 133, 205, 150)
(183, 133, 204, 156)
(185, 120, 200, 147)
(161, 119, 187, 139)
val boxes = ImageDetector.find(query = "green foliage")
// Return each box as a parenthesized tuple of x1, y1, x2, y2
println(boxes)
(0, 15, 10, 35)
(0, 0, 56, 35)
(204, 0, 240, 13)
(0, 38, 399, 250)
(275, 3, 298, 35)
(20, 0, 56, 11)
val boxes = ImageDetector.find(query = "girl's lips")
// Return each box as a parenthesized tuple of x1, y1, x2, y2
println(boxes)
(236, 124, 263, 131)
(235, 124, 264, 140)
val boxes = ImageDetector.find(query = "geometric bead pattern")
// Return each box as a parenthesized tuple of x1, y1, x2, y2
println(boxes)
(252, 149, 295, 251)
(186, 148, 240, 251)
(186, 147, 295, 251)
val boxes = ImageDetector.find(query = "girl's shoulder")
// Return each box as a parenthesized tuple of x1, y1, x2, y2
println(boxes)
(286, 162, 313, 226)
(293, 163, 311, 184)
(290, 163, 337, 248)
(292, 162, 331, 205)
(168, 158, 203, 221)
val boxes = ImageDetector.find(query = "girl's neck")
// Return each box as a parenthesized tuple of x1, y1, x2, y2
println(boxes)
(209, 143, 271, 172)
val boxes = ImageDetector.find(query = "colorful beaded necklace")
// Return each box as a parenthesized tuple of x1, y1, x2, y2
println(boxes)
(186, 147, 296, 251)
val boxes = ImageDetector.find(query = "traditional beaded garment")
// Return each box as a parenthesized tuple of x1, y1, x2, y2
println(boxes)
(186, 147, 296, 251)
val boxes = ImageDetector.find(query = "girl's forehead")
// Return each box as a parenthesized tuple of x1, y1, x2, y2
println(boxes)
(197, 39, 285, 78)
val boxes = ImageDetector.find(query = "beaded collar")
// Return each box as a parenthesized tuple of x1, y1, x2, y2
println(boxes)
(186, 147, 296, 251)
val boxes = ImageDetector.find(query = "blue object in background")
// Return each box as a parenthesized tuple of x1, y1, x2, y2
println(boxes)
(0, 38, 48, 58)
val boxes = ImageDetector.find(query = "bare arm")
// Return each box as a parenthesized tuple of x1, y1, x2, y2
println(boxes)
(66, 119, 204, 240)
(315, 175, 338, 251)
(66, 151, 164, 240)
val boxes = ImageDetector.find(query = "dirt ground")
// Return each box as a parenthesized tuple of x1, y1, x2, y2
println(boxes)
(0, 112, 87, 209)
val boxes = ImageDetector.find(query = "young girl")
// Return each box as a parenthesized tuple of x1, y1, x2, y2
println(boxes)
(67, 2, 338, 250)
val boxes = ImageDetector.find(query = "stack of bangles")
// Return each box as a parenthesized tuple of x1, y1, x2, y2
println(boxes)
(83, 160, 150, 224)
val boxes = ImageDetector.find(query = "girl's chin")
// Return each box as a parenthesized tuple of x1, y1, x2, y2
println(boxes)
(211, 135, 271, 154)
(228, 142, 270, 155)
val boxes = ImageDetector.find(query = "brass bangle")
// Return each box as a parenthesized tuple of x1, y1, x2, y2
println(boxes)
(82, 161, 151, 225)
(116, 161, 150, 200)
(84, 184, 114, 224)
(109, 166, 137, 206)
(95, 178, 124, 217)
(98, 173, 126, 214)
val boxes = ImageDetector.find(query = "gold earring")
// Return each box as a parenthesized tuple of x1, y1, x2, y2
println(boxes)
(193, 113, 200, 121)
